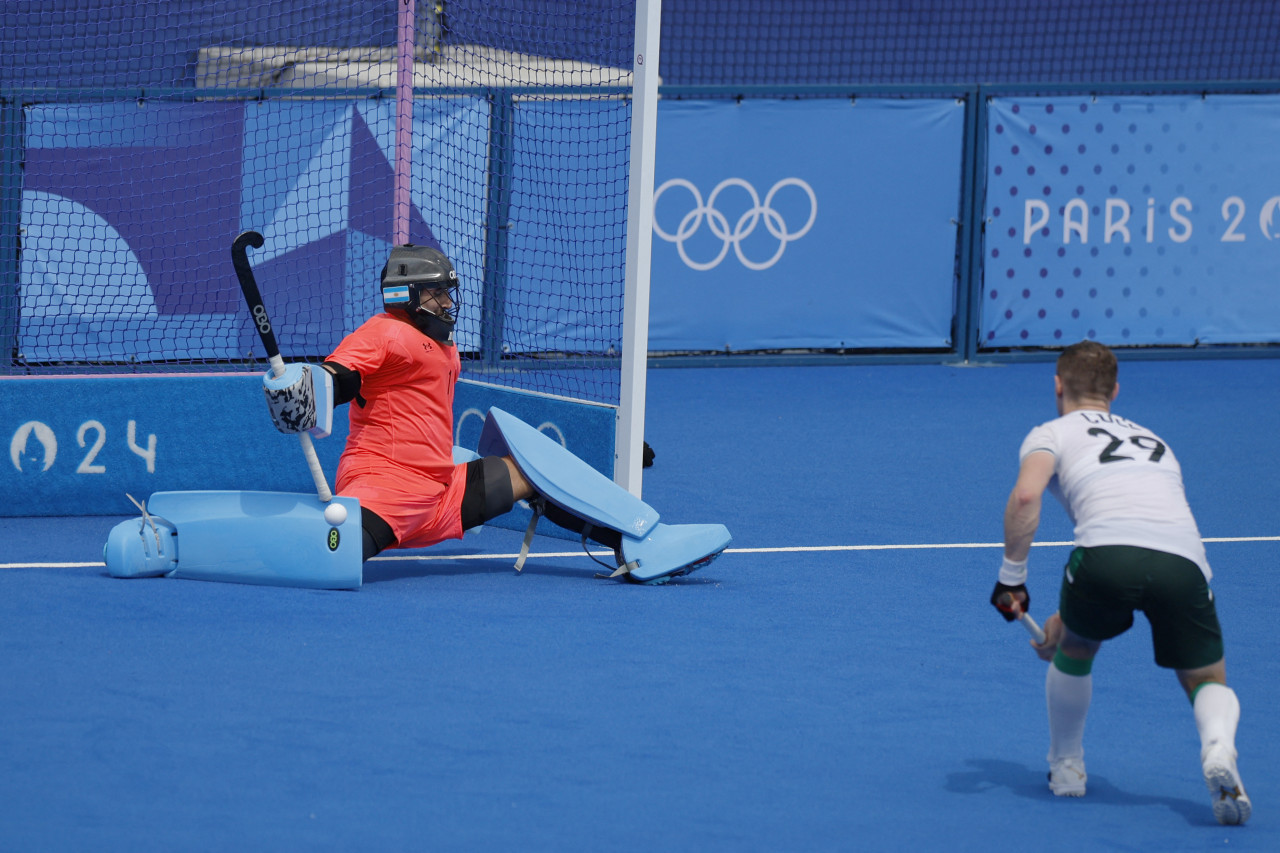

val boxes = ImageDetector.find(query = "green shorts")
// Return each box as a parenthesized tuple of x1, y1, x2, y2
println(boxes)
(1058, 545, 1224, 670)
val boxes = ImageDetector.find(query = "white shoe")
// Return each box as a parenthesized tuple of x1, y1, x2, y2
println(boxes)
(1202, 743, 1251, 825)
(1048, 756, 1087, 797)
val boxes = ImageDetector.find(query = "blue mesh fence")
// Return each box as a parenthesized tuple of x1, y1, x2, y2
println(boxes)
(1, 0, 636, 406)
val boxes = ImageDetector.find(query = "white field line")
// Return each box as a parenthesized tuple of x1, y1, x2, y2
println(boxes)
(5, 536, 1280, 570)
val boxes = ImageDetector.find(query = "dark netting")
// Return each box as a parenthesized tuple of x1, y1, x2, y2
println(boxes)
(658, 1, 1280, 88)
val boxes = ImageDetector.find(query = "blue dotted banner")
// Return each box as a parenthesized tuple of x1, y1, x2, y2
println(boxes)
(983, 94, 1280, 347)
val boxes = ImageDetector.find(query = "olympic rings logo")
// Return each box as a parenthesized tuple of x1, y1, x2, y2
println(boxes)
(455, 408, 568, 451)
(653, 178, 818, 270)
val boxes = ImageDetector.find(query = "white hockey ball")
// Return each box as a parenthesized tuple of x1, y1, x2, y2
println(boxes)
(323, 502, 348, 526)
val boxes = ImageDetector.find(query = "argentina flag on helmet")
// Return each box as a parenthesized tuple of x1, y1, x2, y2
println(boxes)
(383, 285, 410, 304)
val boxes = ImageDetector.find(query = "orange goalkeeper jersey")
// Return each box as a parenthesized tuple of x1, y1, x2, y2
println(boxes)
(327, 312, 461, 487)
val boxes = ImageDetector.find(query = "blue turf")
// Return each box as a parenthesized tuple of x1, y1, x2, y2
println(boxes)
(2, 360, 1278, 851)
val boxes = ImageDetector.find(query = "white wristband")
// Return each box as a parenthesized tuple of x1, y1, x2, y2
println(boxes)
(999, 556, 1028, 586)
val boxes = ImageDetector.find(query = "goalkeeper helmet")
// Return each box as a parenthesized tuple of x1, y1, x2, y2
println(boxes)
(380, 244, 460, 344)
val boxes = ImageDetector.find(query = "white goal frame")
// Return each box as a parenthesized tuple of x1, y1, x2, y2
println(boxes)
(616, 0, 662, 497)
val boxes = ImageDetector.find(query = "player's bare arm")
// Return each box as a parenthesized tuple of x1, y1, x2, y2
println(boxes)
(991, 448, 1055, 622)
(1003, 450, 1055, 562)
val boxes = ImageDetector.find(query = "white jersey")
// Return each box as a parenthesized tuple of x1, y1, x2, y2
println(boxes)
(1020, 408, 1210, 580)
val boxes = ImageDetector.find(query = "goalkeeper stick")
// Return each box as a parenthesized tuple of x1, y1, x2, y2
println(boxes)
(998, 592, 1047, 644)
(232, 230, 334, 503)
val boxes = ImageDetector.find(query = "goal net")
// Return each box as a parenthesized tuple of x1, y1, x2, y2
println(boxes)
(2, 1, 639, 408)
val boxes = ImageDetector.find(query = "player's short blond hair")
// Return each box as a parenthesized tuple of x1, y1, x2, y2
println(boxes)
(1057, 340, 1117, 399)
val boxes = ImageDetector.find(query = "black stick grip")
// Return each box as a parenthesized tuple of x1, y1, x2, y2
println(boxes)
(231, 230, 280, 360)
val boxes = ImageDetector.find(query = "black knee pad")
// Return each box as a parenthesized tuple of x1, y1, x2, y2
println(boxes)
(361, 506, 396, 561)
(460, 456, 516, 530)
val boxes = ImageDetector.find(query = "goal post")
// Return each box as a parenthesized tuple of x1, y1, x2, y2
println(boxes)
(617, 0, 662, 496)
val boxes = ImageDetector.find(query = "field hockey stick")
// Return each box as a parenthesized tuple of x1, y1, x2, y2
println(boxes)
(998, 592, 1047, 644)
(232, 230, 334, 503)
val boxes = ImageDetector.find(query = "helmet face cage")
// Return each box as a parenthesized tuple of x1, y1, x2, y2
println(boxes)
(410, 281, 461, 324)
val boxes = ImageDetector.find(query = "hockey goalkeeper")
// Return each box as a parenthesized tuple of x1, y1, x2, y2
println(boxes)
(262, 243, 728, 584)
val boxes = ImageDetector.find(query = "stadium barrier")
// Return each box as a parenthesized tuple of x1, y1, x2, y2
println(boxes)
(0, 377, 613, 520)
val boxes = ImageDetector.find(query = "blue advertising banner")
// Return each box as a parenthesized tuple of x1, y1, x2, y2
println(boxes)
(649, 98, 966, 351)
(19, 96, 968, 361)
(0, 376, 612, 523)
(19, 98, 487, 363)
(984, 94, 1280, 347)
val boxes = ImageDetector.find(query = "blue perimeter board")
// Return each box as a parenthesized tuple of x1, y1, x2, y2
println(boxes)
(0, 375, 615, 520)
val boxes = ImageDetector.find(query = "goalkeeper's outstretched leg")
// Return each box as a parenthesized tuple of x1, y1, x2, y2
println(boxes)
(474, 407, 731, 584)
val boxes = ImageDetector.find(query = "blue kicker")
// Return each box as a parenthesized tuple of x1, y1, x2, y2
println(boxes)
(477, 407, 732, 583)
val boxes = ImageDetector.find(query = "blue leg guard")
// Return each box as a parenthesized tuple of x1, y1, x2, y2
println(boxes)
(477, 407, 732, 583)
(103, 491, 363, 590)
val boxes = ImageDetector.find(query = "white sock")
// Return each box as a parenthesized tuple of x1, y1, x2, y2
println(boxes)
(1193, 683, 1240, 756)
(1046, 663, 1092, 762)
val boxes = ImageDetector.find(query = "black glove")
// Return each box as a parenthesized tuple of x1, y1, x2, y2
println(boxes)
(990, 581, 1029, 622)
